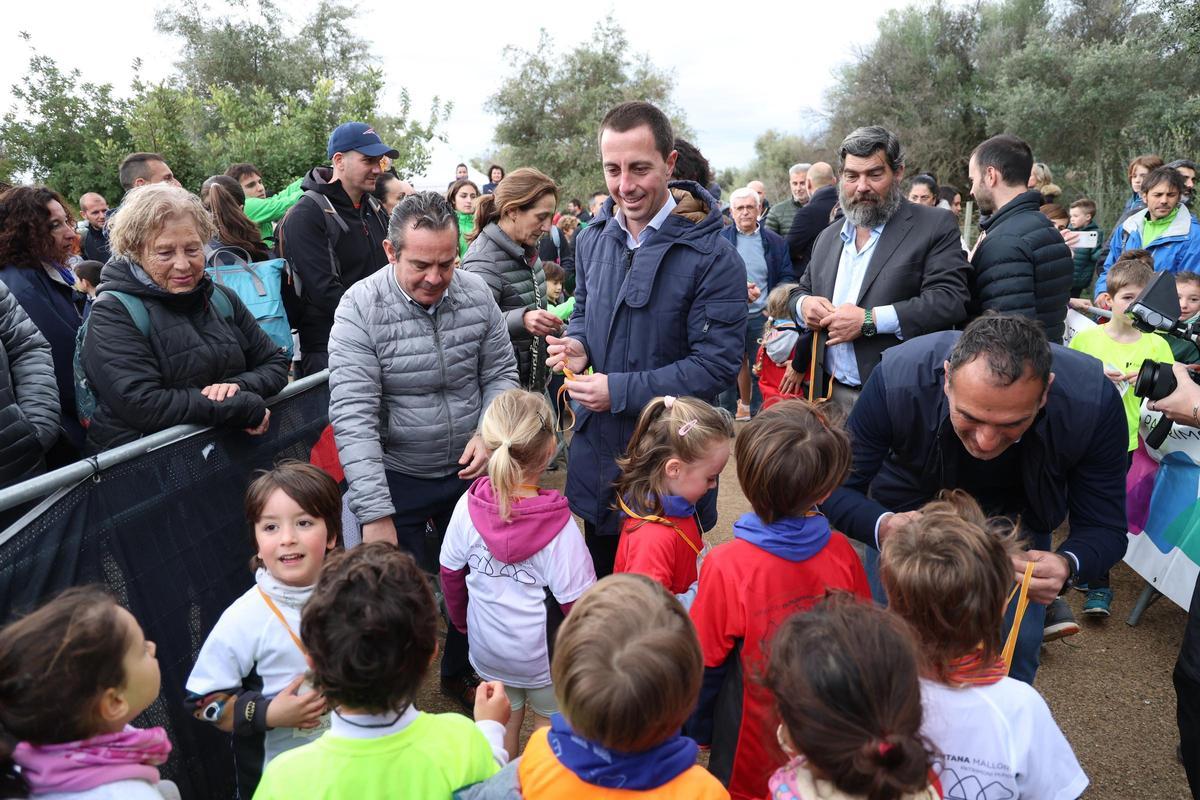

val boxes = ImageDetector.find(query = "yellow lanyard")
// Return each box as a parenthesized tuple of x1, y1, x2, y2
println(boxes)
(555, 369, 578, 432)
(258, 587, 307, 656)
(1000, 560, 1036, 674)
(617, 496, 702, 556)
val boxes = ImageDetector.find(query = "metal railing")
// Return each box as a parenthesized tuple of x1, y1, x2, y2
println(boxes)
(0, 371, 329, 514)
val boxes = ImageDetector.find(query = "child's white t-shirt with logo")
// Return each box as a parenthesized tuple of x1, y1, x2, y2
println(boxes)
(921, 677, 1088, 800)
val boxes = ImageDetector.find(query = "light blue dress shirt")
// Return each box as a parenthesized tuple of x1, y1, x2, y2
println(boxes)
(614, 192, 678, 250)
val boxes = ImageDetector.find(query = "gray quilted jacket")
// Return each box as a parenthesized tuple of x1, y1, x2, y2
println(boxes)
(0, 278, 59, 488)
(461, 222, 548, 390)
(328, 265, 519, 524)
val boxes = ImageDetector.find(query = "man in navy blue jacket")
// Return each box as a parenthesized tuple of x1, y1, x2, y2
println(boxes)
(547, 101, 746, 576)
(822, 314, 1128, 683)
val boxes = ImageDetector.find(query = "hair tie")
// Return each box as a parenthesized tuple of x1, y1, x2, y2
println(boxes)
(501, 439, 512, 448)
(663, 395, 676, 410)
(678, 419, 698, 436)
(877, 739, 895, 757)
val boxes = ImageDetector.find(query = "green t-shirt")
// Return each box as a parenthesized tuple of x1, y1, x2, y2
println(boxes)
(457, 211, 476, 258)
(1141, 206, 1180, 248)
(253, 711, 497, 800)
(1069, 325, 1175, 450)
(244, 177, 304, 243)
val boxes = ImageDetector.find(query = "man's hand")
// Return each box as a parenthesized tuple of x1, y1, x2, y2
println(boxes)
(473, 680, 511, 726)
(747, 282, 762, 304)
(565, 372, 610, 412)
(1147, 363, 1200, 425)
(458, 433, 489, 479)
(800, 295, 835, 328)
(876, 510, 921, 546)
(1067, 297, 1093, 312)
(1011, 550, 1072, 605)
(265, 675, 326, 730)
(821, 304, 867, 346)
(362, 516, 398, 546)
(523, 309, 564, 337)
(546, 335, 588, 374)
(244, 408, 271, 436)
(201, 383, 240, 402)
(779, 362, 804, 395)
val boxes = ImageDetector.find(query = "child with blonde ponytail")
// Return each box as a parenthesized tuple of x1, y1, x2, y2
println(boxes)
(440, 389, 596, 759)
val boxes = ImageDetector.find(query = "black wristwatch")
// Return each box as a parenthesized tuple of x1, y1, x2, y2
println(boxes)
(861, 308, 877, 338)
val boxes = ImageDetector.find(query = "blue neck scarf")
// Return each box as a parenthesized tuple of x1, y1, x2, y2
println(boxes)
(659, 494, 696, 518)
(732, 511, 831, 562)
(546, 714, 698, 790)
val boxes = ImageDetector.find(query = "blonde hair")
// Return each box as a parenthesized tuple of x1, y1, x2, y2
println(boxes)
(107, 184, 215, 264)
(613, 396, 733, 517)
(552, 574, 701, 751)
(477, 389, 555, 522)
(880, 491, 1023, 681)
(469, 167, 558, 244)
(764, 282, 798, 320)
(558, 214, 580, 237)
(1107, 258, 1154, 295)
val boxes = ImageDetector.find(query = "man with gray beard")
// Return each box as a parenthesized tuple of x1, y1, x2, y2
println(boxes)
(785, 126, 971, 406)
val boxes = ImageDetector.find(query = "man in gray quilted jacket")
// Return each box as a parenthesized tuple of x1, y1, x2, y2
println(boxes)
(328, 191, 518, 707)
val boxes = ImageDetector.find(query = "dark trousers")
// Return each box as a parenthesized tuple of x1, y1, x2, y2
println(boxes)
(1176, 664, 1200, 797)
(583, 521, 620, 579)
(384, 469, 471, 679)
(297, 350, 328, 378)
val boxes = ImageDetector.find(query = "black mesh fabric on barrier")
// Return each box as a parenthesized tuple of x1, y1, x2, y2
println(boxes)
(0, 380, 331, 800)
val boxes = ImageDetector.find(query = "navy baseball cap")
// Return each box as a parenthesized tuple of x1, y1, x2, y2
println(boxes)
(327, 122, 400, 159)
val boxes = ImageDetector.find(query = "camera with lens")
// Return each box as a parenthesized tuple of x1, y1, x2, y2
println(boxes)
(1126, 271, 1200, 446)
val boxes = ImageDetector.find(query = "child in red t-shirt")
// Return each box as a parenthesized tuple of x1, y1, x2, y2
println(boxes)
(753, 283, 805, 409)
(688, 400, 871, 800)
(613, 396, 734, 609)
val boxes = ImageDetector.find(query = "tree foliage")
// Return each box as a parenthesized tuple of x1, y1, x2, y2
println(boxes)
(487, 17, 688, 205)
(717, 130, 836, 201)
(817, 0, 1200, 227)
(0, 0, 448, 206)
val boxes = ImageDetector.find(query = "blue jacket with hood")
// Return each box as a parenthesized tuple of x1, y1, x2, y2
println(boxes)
(565, 181, 747, 535)
(1095, 206, 1200, 295)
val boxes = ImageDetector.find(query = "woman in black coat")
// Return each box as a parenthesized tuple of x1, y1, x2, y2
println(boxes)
(81, 184, 289, 452)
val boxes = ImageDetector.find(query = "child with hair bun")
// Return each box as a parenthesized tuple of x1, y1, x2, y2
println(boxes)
(0, 587, 178, 799)
(613, 395, 734, 608)
(753, 283, 805, 408)
(185, 461, 342, 798)
(440, 389, 596, 759)
(765, 596, 938, 800)
(881, 495, 1088, 799)
(689, 399, 871, 800)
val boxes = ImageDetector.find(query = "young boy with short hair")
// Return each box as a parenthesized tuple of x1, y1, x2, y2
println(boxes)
(1069, 198, 1103, 297)
(1171, 271, 1200, 364)
(455, 573, 729, 799)
(254, 543, 511, 799)
(543, 262, 573, 322)
(1069, 256, 1174, 616)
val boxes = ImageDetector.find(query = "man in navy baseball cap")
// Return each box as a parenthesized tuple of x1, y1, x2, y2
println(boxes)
(326, 122, 401, 160)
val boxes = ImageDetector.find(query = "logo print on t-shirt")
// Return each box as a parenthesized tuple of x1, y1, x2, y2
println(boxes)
(938, 768, 1015, 800)
(467, 552, 536, 585)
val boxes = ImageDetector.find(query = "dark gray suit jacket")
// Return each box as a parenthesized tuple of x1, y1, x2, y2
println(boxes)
(791, 200, 971, 383)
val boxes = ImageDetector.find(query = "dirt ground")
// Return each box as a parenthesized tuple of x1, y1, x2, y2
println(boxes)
(418, 435, 1193, 799)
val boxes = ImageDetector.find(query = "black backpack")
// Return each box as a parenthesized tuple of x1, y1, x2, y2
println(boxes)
(276, 190, 389, 319)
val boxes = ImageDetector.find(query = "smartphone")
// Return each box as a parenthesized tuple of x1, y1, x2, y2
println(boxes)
(1074, 230, 1099, 248)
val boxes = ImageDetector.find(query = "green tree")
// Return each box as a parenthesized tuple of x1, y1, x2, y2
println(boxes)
(727, 130, 834, 203)
(487, 17, 687, 205)
(0, 33, 133, 204)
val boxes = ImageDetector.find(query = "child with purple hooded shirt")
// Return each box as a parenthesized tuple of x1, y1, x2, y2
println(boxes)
(440, 389, 596, 760)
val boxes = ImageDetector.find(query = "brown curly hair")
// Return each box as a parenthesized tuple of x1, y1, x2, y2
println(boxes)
(301, 543, 437, 713)
(0, 186, 75, 268)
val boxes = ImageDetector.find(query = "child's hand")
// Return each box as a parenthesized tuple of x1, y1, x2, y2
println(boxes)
(1068, 297, 1092, 312)
(473, 680, 511, 726)
(266, 675, 327, 730)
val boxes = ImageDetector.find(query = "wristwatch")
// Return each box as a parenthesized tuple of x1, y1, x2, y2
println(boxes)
(861, 308, 877, 338)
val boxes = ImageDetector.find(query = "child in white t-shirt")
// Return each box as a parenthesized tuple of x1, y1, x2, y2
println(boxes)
(440, 389, 596, 759)
(185, 462, 342, 798)
(881, 494, 1089, 800)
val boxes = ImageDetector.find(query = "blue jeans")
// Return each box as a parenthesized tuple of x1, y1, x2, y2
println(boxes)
(860, 530, 1049, 685)
(718, 312, 765, 415)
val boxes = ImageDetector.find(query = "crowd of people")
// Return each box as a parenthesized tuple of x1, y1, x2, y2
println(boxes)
(0, 96, 1199, 800)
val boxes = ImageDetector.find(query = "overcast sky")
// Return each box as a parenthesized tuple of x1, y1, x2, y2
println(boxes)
(2, 0, 916, 191)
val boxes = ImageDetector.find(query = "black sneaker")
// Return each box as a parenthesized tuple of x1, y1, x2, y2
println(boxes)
(1043, 597, 1081, 642)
